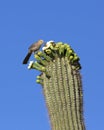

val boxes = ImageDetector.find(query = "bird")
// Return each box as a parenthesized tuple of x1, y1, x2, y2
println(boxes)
(23, 40, 44, 64)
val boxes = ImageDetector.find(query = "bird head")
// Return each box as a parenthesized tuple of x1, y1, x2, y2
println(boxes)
(38, 40, 44, 45)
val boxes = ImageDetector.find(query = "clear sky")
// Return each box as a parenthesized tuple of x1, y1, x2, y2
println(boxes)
(0, 0, 104, 130)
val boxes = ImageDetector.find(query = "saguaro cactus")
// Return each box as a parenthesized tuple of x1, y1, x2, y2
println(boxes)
(27, 41, 86, 130)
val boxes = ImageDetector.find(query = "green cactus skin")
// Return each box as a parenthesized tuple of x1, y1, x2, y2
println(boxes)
(27, 42, 86, 130)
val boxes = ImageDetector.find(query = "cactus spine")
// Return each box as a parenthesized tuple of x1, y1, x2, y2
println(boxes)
(28, 41, 86, 130)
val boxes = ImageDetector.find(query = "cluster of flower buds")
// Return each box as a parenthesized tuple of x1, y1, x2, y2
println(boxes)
(27, 40, 81, 84)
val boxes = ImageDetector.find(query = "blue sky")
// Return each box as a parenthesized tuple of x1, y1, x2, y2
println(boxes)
(0, 0, 104, 130)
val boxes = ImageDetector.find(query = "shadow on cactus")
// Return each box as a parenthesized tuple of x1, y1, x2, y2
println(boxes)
(26, 41, 86, 130)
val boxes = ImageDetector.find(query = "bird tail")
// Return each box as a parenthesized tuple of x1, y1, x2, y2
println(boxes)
(23, 52, 31, 64)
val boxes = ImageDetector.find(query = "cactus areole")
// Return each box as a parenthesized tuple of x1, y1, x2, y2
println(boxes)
(25, 41, 86, 130)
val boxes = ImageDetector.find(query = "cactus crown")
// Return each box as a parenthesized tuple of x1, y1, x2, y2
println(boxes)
(28, 41, 81, 84)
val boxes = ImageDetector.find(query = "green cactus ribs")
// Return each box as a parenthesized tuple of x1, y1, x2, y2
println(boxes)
(28, 41, 81, 84)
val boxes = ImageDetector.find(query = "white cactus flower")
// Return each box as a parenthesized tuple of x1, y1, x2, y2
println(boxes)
(42, 40, 55, 51)
(46, 40, 54, 45)
(28, 61, 34, 69)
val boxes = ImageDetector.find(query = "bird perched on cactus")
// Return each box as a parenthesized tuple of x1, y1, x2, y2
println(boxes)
(23, 40, 44, 64)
